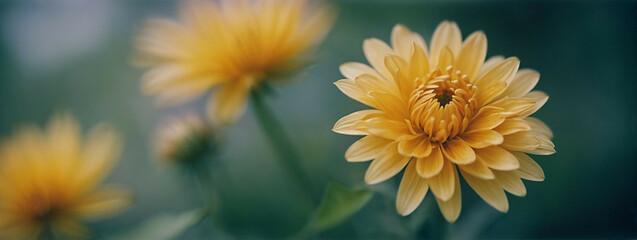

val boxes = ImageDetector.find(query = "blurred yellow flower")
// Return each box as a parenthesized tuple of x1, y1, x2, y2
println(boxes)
(155, 113, 213, 164)
(333, 21, 555, 222)
(0, 113, 131, 239)
(135, 0, 334, 124)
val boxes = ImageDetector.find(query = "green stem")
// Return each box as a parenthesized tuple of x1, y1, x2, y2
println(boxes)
(188, 157, 222, 237)
(191, 161, 219, 212)
(250, 89, 315, 205)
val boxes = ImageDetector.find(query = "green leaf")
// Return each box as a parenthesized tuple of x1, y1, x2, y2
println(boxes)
(109, 209, 206, 240)
(296, 181, 374, 238)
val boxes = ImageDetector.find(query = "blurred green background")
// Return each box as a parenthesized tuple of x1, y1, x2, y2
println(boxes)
(0, 0, 636, 239)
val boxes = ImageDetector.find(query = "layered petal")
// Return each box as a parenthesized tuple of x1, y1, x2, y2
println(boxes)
(365, 145, 411, 184)
(211, 77, 253, 124)
(398, 135, 433, 158)
(461, 170, 509, 212)
(333, 110, 383, 135)
(396, 161, 429, 216)
(416, 145, 444, 178)
(345, 136, 393, 162)
(427, 160, 457, 201)
(442, 139, 475, 164)
(435, 169, 462, 222)
(429, 21, 462, 68)
(455, 31, 487, 80)
(475, 146, 519, 171)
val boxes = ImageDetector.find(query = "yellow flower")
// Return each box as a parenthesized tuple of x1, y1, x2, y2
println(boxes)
(0, 113, 132, 239)
(135, 0, 334, 124)
(155, 113, 213, 164)
(333, 21, 555, 222)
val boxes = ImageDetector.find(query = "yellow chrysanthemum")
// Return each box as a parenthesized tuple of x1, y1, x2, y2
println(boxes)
(333, 21, 555, 222)
(135, 0, 334, 124)
(0, 113, 131, 239)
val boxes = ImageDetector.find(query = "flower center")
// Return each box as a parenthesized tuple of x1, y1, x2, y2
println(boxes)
(22, 192, 61, 223)
(434, 89, 454, 106)
(407, 66, 478, 142)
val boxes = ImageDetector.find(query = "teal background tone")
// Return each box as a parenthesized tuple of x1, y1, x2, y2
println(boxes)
(0, 0, 635, 238)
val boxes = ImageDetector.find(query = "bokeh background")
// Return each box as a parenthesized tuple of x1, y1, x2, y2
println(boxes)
(1, 0, 636, 238)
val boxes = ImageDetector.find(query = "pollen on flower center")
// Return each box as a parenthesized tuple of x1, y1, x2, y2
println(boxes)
(407, 65, 479, 142)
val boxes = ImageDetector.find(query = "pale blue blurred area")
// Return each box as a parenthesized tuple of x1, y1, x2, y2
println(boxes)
(0, 0, 636, 238)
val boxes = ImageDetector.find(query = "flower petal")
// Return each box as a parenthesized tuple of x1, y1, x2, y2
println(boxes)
(345, 135, 393, 162)
(333, 110, 382, 135)
(70, 186, 133, 220)
(489, 97, 536, 117)
(211, 77, 252, 124)
(466, 106, 505, 132)
(460, 130, 503, 148)
(416, 145, 444, 178)
(475, 146, 519, 171)
(525, 117, 554, 139)
(396, 161, 429, 216)
(520, 91, 549, 117)
(493, 170, 527, 197)
(511, 151, 545, 181)
(458, 157, 494, 179)
(429, 21, 462, 69)
(474, 57, 520, 87)
(428, 159, 456, 201)
(455, 31, 487, 81)
(409, 42, 430, 81)
(494, 118, 532, 135)
(398, 135, 433, 158)
(78, 124, 123, 192)
(500, 131, 541, 151)
(363, 38, 394, 80)
(476, 55, 505, 80)
(461, 170, 509, 212)
(525, 131, 556, 155)
(334, 79, 379, 108)
(435, 170, 462, 222)
(356, 73, 398, 96)
(365, 144, 411, 184)
(436, 46, 455, 71)
(339, 62, 382, 80)
(501, 69, 540, 98)
(384, 55, 413, 99)
(360, 116, 411, 140)
(391, 24, 427, 60)
(442, 139, 476, 164)
(368, 91, 409, 118)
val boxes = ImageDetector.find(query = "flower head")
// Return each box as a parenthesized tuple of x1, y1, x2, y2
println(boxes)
(333, 21, 555, 222)
(0, 113, 131, 239)
(135, 0, 334, 124)
(155, 113, 214, 165)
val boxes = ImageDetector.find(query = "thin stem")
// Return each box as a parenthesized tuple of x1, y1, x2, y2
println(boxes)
(191, 161, 219, 212)
(250, 89, 315, 205)
(187, 155, 223, 237)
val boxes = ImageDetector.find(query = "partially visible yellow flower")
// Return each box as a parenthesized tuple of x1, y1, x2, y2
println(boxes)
(135, 0, 334, 124)
(0, 113, 131, 239)
(155, 113, 214, 164)
(333, 21, 555, 222)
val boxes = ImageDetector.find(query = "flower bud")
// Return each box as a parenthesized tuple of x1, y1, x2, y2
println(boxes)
(155, 114, 214, 165)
